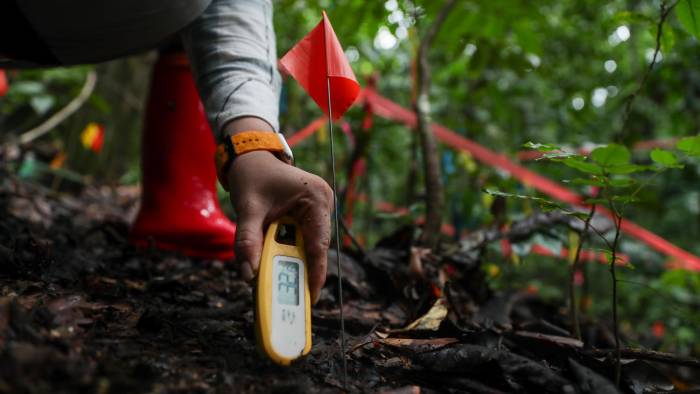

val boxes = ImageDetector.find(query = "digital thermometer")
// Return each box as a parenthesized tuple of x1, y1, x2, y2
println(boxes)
(255, 216, 312, 365)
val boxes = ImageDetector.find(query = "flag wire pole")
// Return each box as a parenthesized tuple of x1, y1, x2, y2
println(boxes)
(326, 76, 349, 389)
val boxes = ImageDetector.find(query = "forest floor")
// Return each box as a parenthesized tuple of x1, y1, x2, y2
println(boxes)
(1, 169, 699, 394)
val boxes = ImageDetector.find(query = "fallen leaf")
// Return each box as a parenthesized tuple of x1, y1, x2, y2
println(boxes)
(375, 337, 459, 353)
(392, 298, 448, 333)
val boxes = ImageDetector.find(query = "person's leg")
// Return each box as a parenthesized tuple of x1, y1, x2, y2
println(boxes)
(7, 0, 211, 65)
(2, 0, 236, 259)
(0, 1, 58, 65)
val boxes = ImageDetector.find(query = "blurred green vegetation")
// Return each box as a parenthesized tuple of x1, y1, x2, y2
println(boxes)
(1, 0, 700, 354)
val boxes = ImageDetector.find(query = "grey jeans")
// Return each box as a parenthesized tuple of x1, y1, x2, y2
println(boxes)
(3, 0, 281, 137)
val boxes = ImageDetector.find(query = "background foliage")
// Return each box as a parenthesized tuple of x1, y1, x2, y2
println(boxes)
(1, 0, 699, 354)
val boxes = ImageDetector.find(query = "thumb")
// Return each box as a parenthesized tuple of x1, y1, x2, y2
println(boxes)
(234, 206, 266, 281)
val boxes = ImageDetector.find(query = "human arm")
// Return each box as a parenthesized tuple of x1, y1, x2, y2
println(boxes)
(180, 0, 332, 302)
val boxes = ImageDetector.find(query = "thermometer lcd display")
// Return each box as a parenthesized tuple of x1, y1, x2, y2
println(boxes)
(277, 260, 299, 306)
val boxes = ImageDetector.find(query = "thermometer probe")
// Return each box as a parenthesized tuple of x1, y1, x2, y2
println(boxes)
(255, 216, 312, 365)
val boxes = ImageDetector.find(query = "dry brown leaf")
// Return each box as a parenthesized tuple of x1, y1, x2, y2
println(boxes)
(378, 385, 420, 394)
(375, 337, 459, 353)
(392, 298, 448, 333)
(513, 331, 584, 348)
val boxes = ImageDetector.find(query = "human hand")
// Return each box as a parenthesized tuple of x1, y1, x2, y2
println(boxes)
(227, 150, 333, 304)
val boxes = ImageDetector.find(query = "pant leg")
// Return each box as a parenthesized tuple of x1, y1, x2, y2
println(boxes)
(11, 0, 211, 65)
(0, 1, 58, 65)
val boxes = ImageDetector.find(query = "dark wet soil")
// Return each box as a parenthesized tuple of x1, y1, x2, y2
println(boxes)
(1, 172, 698, 393)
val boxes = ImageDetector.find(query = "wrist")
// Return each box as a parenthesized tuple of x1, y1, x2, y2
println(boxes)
(215, 121, 293, 191)
(229, 150, 276, 177)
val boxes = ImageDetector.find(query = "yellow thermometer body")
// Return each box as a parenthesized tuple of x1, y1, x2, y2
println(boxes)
(255, 216, 312, 365)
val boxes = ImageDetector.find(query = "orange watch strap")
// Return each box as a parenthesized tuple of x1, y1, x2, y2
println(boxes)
(215, 131, 288, 190)
(231, 131, 286, 155)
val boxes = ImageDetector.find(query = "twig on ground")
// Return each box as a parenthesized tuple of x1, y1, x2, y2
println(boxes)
(584, 348, 700, 369)
(15, 70, 97, 146)
(457, 211, 572, 255)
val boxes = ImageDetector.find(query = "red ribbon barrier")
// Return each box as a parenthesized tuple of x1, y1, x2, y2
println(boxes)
(286, 116, 326, 147)
(284, 86, 700, 271)
(362, 88, 700, 271)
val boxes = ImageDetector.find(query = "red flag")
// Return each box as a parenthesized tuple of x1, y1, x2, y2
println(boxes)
(279, 11, 360, 120)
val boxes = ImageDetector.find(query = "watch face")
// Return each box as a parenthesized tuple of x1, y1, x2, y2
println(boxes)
(275, 133, 295, 164)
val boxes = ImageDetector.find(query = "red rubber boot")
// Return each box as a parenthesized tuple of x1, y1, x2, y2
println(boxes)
(130, 53, 236, 260)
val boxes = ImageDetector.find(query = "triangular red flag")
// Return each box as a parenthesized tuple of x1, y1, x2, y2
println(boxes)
(280, 11, 360, 120)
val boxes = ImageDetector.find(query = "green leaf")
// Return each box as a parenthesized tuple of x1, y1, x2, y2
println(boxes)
(89, 94, 112, 115)
(563, 177, 606, 187)
(562, 157, 603, 174)
(608, 177, 636, 187)
(612, 10, 655, 25)
(513, 20, 541, 54)
(612, 195, 639, 204)
(10, 81, 44, 95)
(660, 21, 676, 52)
(602, 249, 613, 265)
(482, 189, 563, 211)
(661, 269, 690, 286)
(537, 151, 579, 160)
(482, 190, 590, 218)
(650, 148, 678, 166)
(649, 148, 683, 169)
(30, 95, 55, 115)
(677, 0, 700, 40)
(591, 144, 630, 166)
(677, 135, 700, 156)
(606, 163, 647, 174)
(522, 141, 559, 152)
(570, 211, 594, 221)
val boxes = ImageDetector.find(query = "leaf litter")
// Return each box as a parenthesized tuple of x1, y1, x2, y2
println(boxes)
(1, 170, 699, 393)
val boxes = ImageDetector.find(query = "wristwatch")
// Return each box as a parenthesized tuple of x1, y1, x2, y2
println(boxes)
(215, 131, 294, 190)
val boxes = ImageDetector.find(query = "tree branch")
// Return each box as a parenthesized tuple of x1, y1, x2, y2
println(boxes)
(617, 0, 678, 141)
(16, 70, 97, 146)
(584, 348, 700, 369)
(454, 211, 572, 259)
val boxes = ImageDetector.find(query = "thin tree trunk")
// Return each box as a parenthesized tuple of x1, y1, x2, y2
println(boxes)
(569, 204, 596, 341)
(414, 0, 456, 250)
(405, 129, 419, 207)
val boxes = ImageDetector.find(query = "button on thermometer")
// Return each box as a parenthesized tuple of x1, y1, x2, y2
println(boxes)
(255, 216, 312, 365)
